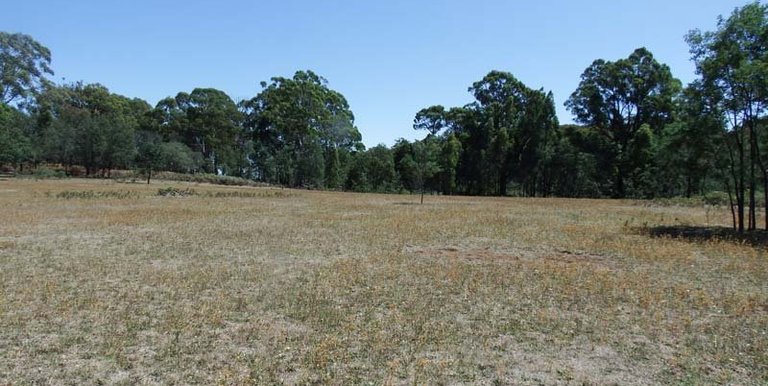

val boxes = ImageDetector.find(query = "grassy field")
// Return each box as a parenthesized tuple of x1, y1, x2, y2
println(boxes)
(0, 179, 766, 385)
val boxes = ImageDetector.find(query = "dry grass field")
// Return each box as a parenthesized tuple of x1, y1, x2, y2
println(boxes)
(0, 178, 766, 385)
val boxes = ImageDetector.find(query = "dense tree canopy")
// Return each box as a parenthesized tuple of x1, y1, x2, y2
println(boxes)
(421, 71, 559, 196)
(566, 48, 681, 197)
(241, 70, 362, 188)
(150, 88, 242, 174)
(31, 82, 149, 175)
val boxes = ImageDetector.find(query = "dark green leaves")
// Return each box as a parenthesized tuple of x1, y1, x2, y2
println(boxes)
(413, 105, 446, 136)
(565, 48, 681, 197)
(241, 70, 361, 187)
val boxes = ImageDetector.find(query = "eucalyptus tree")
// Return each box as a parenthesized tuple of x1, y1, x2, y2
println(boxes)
(152, 88, 242, 174)
(0, 32, 53, 107)
(427, 71, 556, 196)
(0, 32, 52, 168)
(566, 48, 681, 198)
(35, 82, 147, 175)
(0, 103, 31, 166)
(467, 71, 526, 195)
(413, 105, 462, 195)
(135, 130, 198, 183)
(408, 137, 440, 203)
(241, 70, 361, 188)
(687, 2, 768, 231)
(362, 144, 398, 192)
(654, 82, 723, 198)
(392, 138, 416, 191)
(439, 133, 461, 195)
(414, 105, 447, 136)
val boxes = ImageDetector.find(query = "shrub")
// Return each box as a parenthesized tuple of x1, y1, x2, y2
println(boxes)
(702, 191, 729, 206)
(32, 166, 66, 179)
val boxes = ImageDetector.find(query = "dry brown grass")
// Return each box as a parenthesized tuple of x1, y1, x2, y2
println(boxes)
(0, 178, 766, 385)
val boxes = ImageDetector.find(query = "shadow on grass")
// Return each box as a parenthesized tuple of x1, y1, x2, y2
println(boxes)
(641, 225, 768, 247)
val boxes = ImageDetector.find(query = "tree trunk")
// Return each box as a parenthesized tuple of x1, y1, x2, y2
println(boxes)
(727, 129, 745, 233)
(726, 180, 736, 230)
(749, 123, 757, 230)
(752, 122, 768, 230)
(757, 148, 768, 230)
(499, 173, 507, 196)
(738, 138, 745, 233)
(146, 168, 151, 184)
(615, 168, 625, 199)
(761, 166, 768, 230)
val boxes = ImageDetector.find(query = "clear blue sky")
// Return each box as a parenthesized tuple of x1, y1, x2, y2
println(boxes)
(0, 0, 752, 147)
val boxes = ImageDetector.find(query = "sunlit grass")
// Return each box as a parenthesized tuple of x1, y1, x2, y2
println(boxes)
(0, 178, 765, 384)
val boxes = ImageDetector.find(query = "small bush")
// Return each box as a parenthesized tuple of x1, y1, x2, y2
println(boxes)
(702, 191, 730, 206)
(32, 167, 66, 179)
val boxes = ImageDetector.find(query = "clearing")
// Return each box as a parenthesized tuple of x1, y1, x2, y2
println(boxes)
(0, 179, 766, 385)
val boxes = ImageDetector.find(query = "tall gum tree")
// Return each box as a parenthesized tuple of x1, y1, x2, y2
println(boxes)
(151, 88, 242, 174)
(0, 32, 53, 107)
(35, 82, 148, 175)
(687, 2, 768, 231)
(566, 47, 681, 198)
(241, 70, 360, 188)
(462, 71, 557, 196)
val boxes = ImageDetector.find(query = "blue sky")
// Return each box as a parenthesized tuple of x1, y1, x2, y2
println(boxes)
(0, 0, 751, 147)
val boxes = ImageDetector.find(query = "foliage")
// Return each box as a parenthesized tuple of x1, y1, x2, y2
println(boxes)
(407, 137, 440, 203)
(30, 165, 65, 179)
(0, 32, 53, 106)
(413, 105, 446, 136)
(241, 70, 362, 188)
(150, 88, 243, 174)
(438, 133, 461, 195)
(418, 71, 558, 196)
(3, 16, 768, 207)
(368, 145, 399, 192)
(566, 47, 681, 198)
(35, 82, 148, 175)
(0, 103, 31, 165)
(687, 1, 768, 231)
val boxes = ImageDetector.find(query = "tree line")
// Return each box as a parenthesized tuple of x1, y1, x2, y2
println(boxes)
(1, 2, 768, 231)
